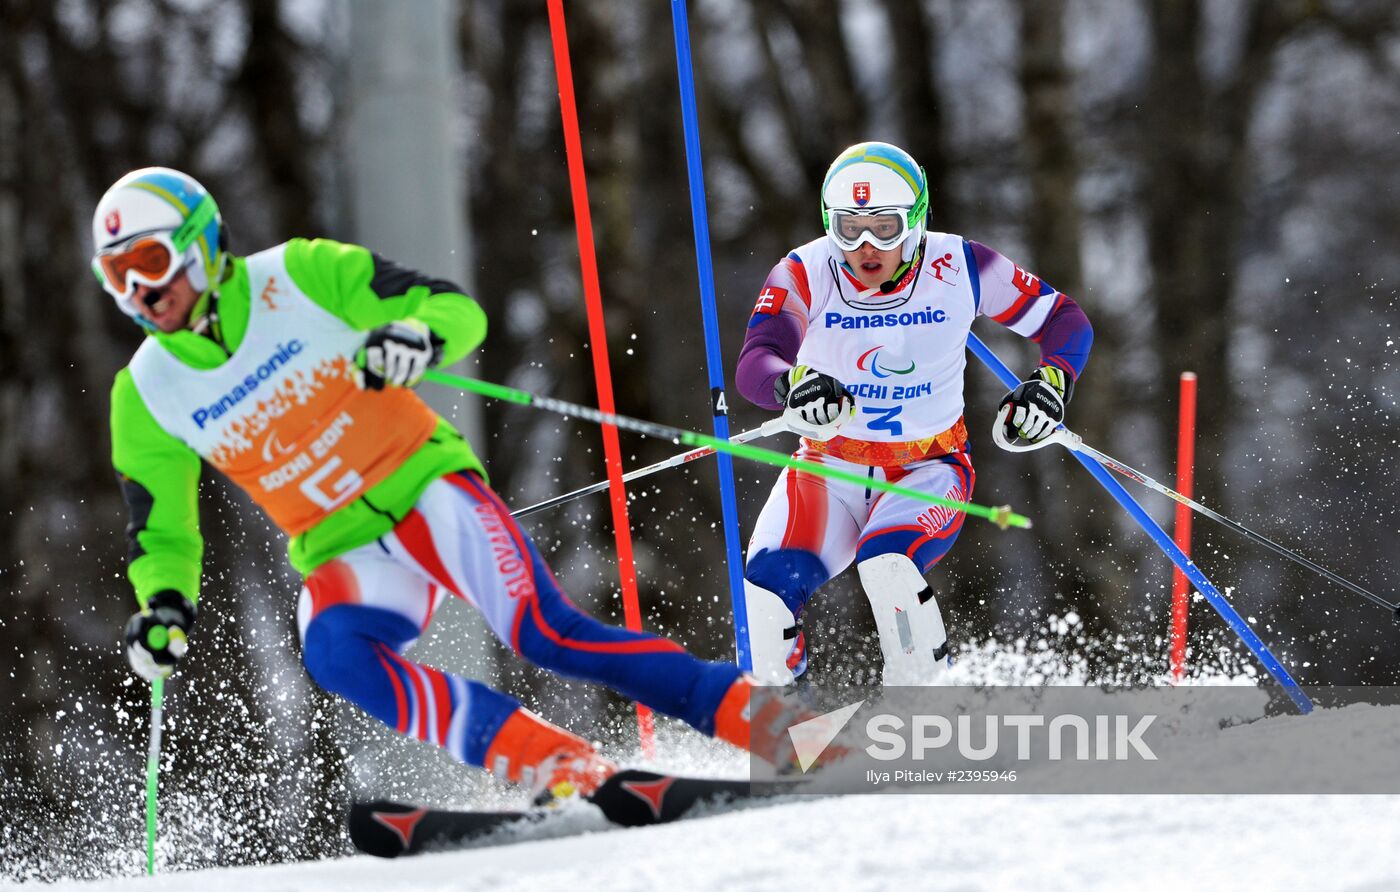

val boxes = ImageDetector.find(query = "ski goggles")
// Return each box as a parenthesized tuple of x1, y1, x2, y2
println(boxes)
(92, 233, 186, 301)
(91, 194, 216, 301)
(825, 207, 913, 251)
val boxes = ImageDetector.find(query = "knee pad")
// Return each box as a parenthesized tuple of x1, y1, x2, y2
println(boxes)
(743, 580, 802, 686)
(743, 548, 827, 686)
(856, 553, 950, 686)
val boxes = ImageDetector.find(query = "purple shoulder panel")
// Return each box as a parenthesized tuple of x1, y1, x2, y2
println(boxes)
(737, 313, 802, 410)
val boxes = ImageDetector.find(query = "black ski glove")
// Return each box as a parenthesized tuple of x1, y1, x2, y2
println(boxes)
(775, 364, 855, 441)
(125, 589, 196, 682)
(355, 320, 444, 390)
(998, 366, 1070, 443)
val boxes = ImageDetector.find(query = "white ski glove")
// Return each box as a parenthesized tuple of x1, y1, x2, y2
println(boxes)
(775, 364, 856, 441)
(124, 590, 196, 682)
(997, 366, 1069, 444)
(355, 320, 443, 390)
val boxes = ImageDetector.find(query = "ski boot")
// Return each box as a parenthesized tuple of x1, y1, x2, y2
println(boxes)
(483, 707, 617, 804)
(711, 675, 851, 774)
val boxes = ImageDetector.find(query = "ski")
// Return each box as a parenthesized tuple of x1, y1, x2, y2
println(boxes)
(588, 768, 777, 828)
(349, 769, 794, 857)
(348, 799, 544, 857)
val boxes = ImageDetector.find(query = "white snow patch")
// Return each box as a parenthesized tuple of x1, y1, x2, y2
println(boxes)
(12, 625, 1397, 889)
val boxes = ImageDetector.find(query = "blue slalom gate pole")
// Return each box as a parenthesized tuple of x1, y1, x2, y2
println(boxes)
(967, 332, 1313, 714)
(670, 0, 752, 669)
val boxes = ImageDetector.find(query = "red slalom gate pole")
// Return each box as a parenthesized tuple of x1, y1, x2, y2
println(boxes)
(546, 0, 655, 756)
(1169, 372, 1198, 683)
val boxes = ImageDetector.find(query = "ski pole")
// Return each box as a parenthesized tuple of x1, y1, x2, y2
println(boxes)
(144, 677, 165, 875)
(670, 0, 756, 670)
(990, 403, 1399, 617)
(425, 369, 1031, 530)
(511, 417, 789, 519)
(971, 333, 1311, 713)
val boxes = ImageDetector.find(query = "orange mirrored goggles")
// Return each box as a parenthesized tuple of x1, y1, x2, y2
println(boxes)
(92, 233, 182, 300)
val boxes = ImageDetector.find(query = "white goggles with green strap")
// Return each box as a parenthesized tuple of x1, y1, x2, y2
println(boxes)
(825, 206, 914, 251)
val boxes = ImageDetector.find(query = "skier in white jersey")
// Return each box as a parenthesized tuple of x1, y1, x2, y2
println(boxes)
(735, 142, 1093, 686)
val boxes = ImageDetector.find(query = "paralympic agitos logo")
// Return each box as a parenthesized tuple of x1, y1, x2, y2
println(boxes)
(856, 346, 916, 378)
(191, 340, 306, 429)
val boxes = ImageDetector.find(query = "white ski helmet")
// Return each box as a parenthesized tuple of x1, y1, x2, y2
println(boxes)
(91, 167, 226, 324)
(820, 142, 929, 263)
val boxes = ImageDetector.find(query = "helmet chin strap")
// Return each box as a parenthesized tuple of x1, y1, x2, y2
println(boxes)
(129, 309, 159, 333)
(834, 235, 925, 310)
(186, 250, 228, 343)
(877, 238, 924, 293)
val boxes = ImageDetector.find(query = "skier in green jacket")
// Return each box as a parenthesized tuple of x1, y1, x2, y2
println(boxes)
(97, 167, 766, 801)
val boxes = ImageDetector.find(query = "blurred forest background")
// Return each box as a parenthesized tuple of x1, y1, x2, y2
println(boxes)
(2, 0, 1398, 878)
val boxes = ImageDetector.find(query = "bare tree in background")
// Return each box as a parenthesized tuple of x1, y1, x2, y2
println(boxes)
(1011, 0, 1131, 629)
(0, 0, 345, 874)
(1140, 0, 1400, 667)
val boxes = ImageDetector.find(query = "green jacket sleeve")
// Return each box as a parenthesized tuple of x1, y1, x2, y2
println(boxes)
(110, 368, 204, 607)
(282, 238, 487, 365)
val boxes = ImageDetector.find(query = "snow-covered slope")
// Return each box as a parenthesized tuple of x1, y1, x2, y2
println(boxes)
(12, 628, 1398, 891)
(22, 789, 1400, 892)
(18, 695, 1400, 892)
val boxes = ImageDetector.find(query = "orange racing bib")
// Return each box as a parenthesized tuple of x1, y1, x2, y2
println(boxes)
(128, 244, 437, 535)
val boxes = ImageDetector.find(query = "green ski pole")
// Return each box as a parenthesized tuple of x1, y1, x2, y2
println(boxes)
(423, 369, 1031, 530)
(144, 676, 165, 875)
